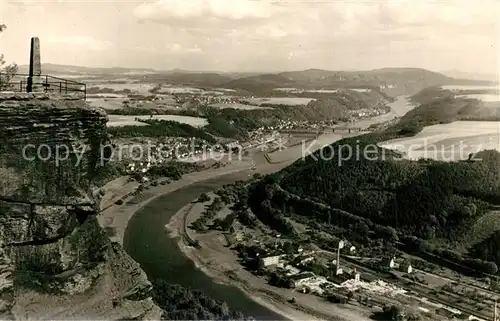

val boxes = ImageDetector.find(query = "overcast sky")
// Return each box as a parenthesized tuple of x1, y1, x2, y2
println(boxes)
(0, 0, 499, 73)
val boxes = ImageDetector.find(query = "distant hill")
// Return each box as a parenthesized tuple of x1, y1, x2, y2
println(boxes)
(441, 70, 498, 82)
(219, 68, 491, 97)
(221, 73, 299, 94)
(17, 64, 494, 97)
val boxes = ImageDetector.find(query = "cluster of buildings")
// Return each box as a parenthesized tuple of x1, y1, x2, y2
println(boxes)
(243, 238, 417, 301)
(113, 137, 223, 172)
(174, 93, 237, 107)
(249, 120, 326, 135)
(347, 107, 389, 120)
(233, 232, 491, 321)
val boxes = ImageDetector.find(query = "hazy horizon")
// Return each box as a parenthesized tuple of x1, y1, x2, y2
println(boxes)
(1, 0, 499, 75)
(17, 62, 495, 76)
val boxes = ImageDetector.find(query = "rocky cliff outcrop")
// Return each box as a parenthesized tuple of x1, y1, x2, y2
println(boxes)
(0, 93, 161, 320)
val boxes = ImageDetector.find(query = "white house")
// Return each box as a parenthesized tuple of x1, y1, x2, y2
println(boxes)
(259, 254, 285, 268)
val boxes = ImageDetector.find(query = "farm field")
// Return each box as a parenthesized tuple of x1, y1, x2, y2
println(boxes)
(85, 78, 131, 84)
(457, 93, 500, 102)
(93, 82, 156, 94)
(379, 121, 500, 161)
(52, 74, 97, 79)
(176, 151, 227, 163)
(442, 85, 499, 91)
(107, 115, 208, 127)
(272, 88, 371, 93)
(241, 97, 316, 106)
(87, 98, 126, 110)
(87, 93, 126, 98)
(157, 86, 204, 94)
(209, 103, 271, 110)
(106, 117, 146, 127)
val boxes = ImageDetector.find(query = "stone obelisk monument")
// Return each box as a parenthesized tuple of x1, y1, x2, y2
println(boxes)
(26, 37, 42, 92)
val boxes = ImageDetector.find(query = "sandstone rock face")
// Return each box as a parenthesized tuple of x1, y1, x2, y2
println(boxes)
(0, 93, 161, 320)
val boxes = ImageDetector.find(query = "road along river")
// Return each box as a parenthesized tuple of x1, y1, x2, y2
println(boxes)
(121, 96, 415, 319)
(123, 170, 289, 320)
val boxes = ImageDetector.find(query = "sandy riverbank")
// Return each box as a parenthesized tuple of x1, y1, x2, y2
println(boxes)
(99, 95, 414, 245)
(98, 159, 254, 245)
(166, 203, 324, 321)
(100, 96, 413, 320)
(166, 202, 374, 321)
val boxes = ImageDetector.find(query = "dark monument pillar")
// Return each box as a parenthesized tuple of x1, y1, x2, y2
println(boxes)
(26, 37, 42, 92)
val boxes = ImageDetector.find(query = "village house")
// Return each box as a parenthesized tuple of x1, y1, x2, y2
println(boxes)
(258, 254, 286, 268)
(289, 272, 316, 288)
(299, 256, 315, 265)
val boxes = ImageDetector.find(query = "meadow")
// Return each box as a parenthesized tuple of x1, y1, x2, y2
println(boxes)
(87, 98, 127, 110)
(93, 82, 156, 94)
(379, 121, 500, 161)
(272, 88, 372, 93)
(157, 86, 204, 94)
(107, 115, 208, 128)
(457, 94, 500, 102)
(441, 85, 499, 91)
(87, 93, 127, 98)
(439, 85, 500, 102)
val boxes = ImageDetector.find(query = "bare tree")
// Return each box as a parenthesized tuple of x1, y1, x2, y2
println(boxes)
(0, 24, 19, 90)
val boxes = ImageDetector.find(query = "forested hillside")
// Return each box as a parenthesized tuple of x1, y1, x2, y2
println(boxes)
(107, 89, 392, 141)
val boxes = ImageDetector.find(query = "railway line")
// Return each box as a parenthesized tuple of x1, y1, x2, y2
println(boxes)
(341, 256, 496, 320)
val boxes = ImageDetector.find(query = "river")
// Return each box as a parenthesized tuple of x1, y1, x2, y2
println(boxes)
(122, 95, 414, 319)
(123, 170, 286, 320)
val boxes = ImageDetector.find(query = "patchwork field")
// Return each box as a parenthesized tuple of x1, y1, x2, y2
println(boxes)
(87, 93, 127, 98)
(215, 88, 237, 92)
(441, 85, 499, 91)
(241, 97, 316, 106)
(272, 88, 371, 93)
(379, 121, 500, 161)
(209, 103, 271, 110)
(177, 151, 227, 163)
(461, 211, 500, 249)
(439, 85, 500, 102)
(157, 86, 204, 94)
(107, 115, 208, 127)
(93, 82, 156, 94)
(52, 74, 97, 79)
(88, 96, 179, 111)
